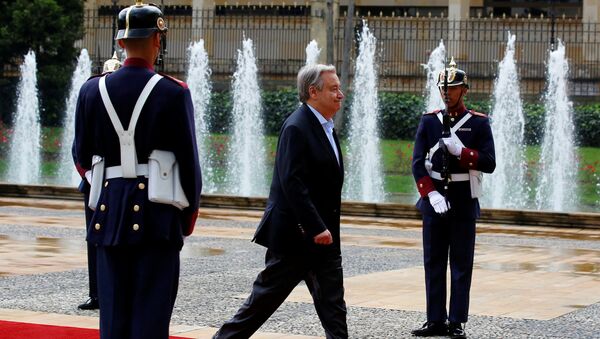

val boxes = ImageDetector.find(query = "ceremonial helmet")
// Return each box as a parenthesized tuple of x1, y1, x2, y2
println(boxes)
(437, 57, 469, 88)
(115, 1, 168, 40)
(103, 52, 122, 73)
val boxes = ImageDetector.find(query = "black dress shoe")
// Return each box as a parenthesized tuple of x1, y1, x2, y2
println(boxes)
(78, 297, 99, 310)
(411, 321, 448, 337)
(448, 322, 467, 339)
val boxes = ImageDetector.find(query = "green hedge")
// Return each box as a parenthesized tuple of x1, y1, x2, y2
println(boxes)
(205, 89, 600, 147)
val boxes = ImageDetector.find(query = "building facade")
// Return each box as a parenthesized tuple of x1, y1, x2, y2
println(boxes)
(80, 0, 600, 96)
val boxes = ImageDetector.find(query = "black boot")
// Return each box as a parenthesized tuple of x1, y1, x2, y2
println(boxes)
(411, 321, 448, 337)
(77, 297, 99, 310)
(448, 322, 467, 339)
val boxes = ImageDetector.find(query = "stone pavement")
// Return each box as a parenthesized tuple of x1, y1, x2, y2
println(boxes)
(0, 196, 599, 338)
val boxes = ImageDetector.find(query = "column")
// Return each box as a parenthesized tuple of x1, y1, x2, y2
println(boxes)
(192, 0, 215, 54)
(583, 0, 600, 61)
(311, 0, 329, 64)
(447, 0, 470, 60)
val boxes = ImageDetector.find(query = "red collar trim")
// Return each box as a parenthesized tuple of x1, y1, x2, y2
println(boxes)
(124, 58, 154, 70)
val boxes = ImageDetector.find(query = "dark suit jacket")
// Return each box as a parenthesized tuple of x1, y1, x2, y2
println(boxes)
(253, 103, 344, 256)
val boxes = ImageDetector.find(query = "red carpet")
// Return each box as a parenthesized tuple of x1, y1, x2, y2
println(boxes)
(0, 320, 189, 338)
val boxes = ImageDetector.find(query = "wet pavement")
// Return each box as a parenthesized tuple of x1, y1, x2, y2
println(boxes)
(0, 197, 599, 338)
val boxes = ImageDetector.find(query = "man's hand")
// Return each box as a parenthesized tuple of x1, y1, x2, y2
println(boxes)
(428, 191, 450, 214)
(442, 138, 462, 157)
(313, 229, 333, 245)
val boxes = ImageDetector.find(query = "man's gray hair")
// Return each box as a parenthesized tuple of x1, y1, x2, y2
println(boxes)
(297, 64, 337, 103)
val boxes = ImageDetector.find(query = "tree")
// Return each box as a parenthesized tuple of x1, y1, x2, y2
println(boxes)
(0, 0, 84, 125)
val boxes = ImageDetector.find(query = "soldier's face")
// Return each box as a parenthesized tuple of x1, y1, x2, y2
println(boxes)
(440, 85, 468, 107)
(310, 72, 344, 119)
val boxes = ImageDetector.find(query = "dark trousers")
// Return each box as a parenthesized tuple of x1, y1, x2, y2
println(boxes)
(83, 198, 98, 299)
(97, 243, 180, 339)
(214, 249, 348, 339)
(422, 214, 476, 323)
(86, 241, 98, 298)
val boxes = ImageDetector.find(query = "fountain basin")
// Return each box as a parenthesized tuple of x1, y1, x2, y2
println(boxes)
(0, 183, 597, 229)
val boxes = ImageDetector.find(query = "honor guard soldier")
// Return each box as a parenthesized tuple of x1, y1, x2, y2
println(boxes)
(411, 59, 495, 339)
(72, 2, 202, 338)
(76, 53, 123, 312)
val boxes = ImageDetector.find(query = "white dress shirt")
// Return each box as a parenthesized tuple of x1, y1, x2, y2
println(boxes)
(307, 104, 340, 165)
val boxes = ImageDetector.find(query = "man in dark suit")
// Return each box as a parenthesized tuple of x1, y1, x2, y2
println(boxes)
(213, 64, 347, 339)
(72, 3, 202, 338)
(411, 59, 495, 339)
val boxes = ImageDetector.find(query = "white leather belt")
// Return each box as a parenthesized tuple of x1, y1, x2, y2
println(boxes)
(430, 171, 470, 182)
(105, 164, 149, 179)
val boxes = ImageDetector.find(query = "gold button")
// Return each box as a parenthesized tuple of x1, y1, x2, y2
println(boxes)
(470, 151, 474, 156)
(469, 162, 473, 166)
(104, 181, 109, 187)
(419, 183, 423, 188)
(450, 118, 455, 122)
(94, 223, 101, 230)
(132, 223, 140, 231)
(138, 183, 145, 190)
(100, 204, 106, 211)
(133, 205, 140, 212)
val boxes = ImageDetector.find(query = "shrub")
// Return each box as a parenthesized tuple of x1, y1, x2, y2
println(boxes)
(574, 104, 600, 147)
(203, 89, 600, 147)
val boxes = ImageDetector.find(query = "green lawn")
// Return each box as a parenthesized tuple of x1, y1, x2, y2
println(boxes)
(1, 127, 598, 209)
(193, 135, 599, 208)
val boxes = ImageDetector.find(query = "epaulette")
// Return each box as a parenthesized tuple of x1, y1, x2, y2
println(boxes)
(424, 109, 441, 115)
(160, 73, 188, 89)
(469, 110, 488, 117)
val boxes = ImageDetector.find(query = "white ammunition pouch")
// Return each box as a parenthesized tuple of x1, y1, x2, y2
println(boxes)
(148, 150, 189, 210)
(427, 112, 483, 198)
(88, 155, 105, 211)
(469, 170, 483, 198)
(96, 73, 189, 210)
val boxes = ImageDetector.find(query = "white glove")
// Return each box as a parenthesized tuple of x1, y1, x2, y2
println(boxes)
(443, 138, 463, 157)
(428, 191, 450, 214)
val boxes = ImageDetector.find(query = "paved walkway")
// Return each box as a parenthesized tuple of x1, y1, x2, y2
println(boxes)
(0, 197, 599, 338)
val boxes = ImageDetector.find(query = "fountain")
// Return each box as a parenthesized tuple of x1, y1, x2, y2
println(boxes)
(535, 40, 578, 211)
(343, 21, 385, 202)
(483, 33, 528, 209)
(422, 40, 446, 112)
(225, 37, 267, 196)
(305, 40, 321, 66)
(57, 49, 92, 186)
(186, 40, 217, 193)
(6, 51, 42, 185)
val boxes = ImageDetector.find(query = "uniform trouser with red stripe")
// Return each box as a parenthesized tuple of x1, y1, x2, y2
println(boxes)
(422, 214, 476, 323)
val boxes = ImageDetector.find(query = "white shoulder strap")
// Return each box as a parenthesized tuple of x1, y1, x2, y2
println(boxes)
(427, 111, 473, 158)
(98, 74, 163, 178)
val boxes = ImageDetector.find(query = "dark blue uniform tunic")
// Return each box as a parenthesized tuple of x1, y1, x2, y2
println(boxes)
(412, 107, 495, 323)
(72, 58, 202, 338)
